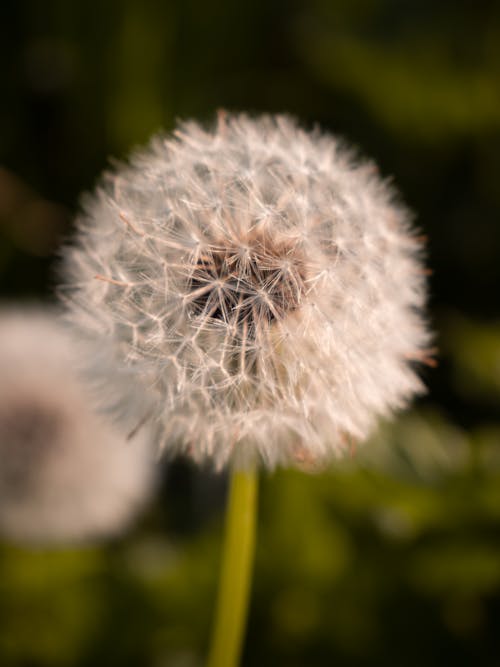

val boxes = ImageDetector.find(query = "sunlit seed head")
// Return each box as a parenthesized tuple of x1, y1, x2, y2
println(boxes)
(62, 112, 432, 470)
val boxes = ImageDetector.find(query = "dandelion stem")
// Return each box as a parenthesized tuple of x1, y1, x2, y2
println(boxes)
(207, 467, 258, 667)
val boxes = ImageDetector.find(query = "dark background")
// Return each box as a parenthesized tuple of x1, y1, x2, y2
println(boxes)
(1, 1, 500, 665)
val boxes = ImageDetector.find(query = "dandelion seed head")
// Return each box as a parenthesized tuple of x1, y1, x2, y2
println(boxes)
(0, 309, 155, 543)
(63, 113, 431, 469)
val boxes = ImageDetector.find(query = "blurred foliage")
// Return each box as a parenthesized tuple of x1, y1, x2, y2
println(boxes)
(1, 0, 499, 665)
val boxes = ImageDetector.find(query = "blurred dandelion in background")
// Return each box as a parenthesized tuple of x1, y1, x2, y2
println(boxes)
(0, 308, 155, 544)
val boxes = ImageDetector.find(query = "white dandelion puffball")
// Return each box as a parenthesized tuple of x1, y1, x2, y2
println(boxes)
(63, 113, 430, 470)
(0, 309, 155, 543)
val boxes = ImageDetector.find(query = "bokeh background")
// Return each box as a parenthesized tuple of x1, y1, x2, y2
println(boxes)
(1, 1, 500, 665)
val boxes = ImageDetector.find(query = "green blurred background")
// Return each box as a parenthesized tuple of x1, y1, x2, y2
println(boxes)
(1, 1, 500, 665)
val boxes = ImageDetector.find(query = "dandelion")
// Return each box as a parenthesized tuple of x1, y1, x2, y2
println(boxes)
(61, 112, 431, 666)
(0, 309, 155, 543)
(63, 112, 430, 470)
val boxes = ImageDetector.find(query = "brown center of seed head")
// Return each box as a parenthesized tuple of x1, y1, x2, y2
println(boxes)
(188, 230, 307, 332)
(0, 399, 66, 495)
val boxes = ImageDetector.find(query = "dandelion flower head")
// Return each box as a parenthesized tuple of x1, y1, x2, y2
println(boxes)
(0, 309, 155, 543)
(63, 113, 430, 469)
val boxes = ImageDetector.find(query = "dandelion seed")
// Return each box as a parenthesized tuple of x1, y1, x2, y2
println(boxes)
(0, 309, 155, 543)
(62, 113, 431, 469)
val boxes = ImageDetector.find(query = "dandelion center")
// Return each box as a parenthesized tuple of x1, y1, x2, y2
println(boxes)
(0, 400, 64, 492)
(187, 231, 307, 331)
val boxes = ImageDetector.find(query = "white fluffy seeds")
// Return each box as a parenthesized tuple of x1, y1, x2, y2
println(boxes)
(0, 309, 155, 543)
(63, 113, 431, 469)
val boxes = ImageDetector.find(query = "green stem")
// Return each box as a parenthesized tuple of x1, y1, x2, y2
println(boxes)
(207, 468, 258, 667)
